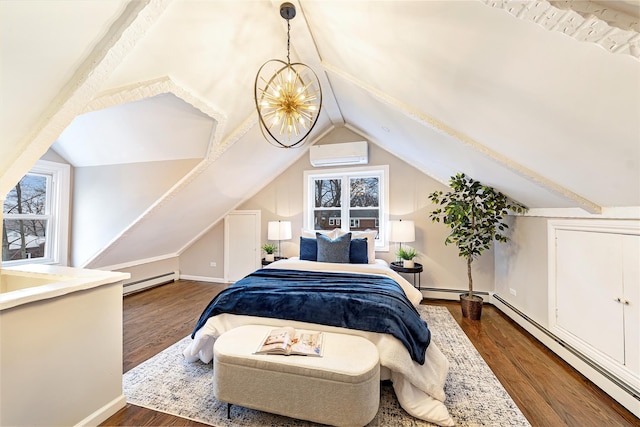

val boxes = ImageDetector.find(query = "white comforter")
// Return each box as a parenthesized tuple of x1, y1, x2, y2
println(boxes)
(182, 258, 454, 426)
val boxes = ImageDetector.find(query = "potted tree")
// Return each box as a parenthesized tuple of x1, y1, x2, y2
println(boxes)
(428, 173, 527, 319)
(262, 243, 278, 262)
(396, 246, 418, 268)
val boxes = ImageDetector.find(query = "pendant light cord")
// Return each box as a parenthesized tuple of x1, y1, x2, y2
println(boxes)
(286, 19, 291, 65)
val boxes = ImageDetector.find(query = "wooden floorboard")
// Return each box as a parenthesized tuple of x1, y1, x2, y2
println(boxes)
(121, 280, 226, 373)
(101, 280, 639, 427)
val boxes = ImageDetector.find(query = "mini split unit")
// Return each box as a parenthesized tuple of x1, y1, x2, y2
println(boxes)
(309, 141, 369, 167)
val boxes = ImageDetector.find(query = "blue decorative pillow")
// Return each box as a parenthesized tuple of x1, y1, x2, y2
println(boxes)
(316, 232, 352, 263)
(299, 236, 317, 261)
(349, 238, 369, 264)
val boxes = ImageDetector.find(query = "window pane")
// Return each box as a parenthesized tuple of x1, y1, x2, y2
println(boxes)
(350, 177, 379, 207)
(313, 210, 341, 230)
(349, 209, 379, 237)
(306, 167, 386, 250)
(2, 219, 47, 261)
(314, 179, 341, 208)
(3, 174, 48, 215)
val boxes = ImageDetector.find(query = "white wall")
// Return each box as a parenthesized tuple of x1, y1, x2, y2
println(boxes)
(180, 220, 225, 280)
(71, 159, 199, 267)
(1, 279, 125, 426)
(494, 216, 550, 324)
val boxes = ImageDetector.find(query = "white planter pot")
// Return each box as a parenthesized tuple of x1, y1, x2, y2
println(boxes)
(265, 254, 275, 262)
(403, 259, 414, 268)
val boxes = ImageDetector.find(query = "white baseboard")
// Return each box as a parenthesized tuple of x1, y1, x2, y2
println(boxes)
(179, 274, 229, 284)
(491, 293, 640, 418)
(123, 271, 178, 295)
(74, 394, 125, 427)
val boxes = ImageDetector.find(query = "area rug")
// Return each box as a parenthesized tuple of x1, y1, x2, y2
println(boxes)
(123, 305, 531, 426)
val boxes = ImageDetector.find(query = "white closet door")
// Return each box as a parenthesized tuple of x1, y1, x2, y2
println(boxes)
(555, 230, 625, 364)
(224, 210, 261, 282)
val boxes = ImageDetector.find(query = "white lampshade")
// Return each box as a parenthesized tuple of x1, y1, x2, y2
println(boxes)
(268, 221, 292, 241)
(389, 220, 415, 243)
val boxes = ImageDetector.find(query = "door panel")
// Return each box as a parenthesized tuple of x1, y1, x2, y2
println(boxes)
(555, 230, 624, 364)
(225, 211, 260, 282)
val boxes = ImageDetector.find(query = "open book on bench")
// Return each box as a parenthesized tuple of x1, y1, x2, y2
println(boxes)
(255, 327, 324, 357)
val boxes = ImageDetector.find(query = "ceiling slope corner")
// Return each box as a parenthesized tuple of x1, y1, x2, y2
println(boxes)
(0, 0, 174, 196)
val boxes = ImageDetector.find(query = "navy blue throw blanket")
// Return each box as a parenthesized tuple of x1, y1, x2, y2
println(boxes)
(191, 268, 431, 364)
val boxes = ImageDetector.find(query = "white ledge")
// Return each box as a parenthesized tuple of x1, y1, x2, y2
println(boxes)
(0, 265, 129, 311)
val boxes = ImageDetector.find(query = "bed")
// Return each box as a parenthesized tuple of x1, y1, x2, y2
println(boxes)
(183, 245, 454, 426)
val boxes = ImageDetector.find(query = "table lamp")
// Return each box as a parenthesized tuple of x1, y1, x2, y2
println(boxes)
(389, 219, 415, 258)
(267, 220, 292, 258)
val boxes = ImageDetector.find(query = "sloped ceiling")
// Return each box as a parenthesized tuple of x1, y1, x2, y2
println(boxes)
(1, 0, 638, 268)
(53, 93, 215, 167)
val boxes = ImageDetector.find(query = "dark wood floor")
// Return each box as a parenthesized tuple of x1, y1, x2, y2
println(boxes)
(102, 280, 639, 427)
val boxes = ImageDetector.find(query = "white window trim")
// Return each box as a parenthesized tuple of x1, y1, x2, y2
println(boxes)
(2, 160, 70, 266)
(303, 165, 389, 251)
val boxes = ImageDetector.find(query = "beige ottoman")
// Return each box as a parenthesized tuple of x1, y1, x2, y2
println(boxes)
(213, 324, 380, 427)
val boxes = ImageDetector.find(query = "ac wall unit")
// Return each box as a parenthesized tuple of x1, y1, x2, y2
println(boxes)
(309, 141, 368, 167)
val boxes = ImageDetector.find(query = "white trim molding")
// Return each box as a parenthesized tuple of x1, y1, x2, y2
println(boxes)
(482, 0, 640, 60)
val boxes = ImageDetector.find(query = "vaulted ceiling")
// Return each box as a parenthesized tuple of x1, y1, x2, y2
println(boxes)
(1, 0, 638, 268)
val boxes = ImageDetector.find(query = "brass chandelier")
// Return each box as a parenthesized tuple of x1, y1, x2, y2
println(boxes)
(254, 2, 322, 148)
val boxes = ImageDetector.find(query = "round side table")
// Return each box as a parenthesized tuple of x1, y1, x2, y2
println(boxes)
(390, 261, 423, 289)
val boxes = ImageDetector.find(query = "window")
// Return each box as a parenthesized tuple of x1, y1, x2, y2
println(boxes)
(2, 160, 70, 266)
(304, 166, 389, 250)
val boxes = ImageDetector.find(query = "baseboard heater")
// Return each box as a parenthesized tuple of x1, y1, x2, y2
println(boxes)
(123, 271, 178, 296)
(492, 293, 639, 403)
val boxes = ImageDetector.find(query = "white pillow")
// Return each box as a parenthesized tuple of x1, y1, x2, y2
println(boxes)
(301, 228, 340, 239)
(335, 229, 378, 264)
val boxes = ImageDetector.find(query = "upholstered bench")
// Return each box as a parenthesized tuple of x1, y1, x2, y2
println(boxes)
(213, 324, 380, 427)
